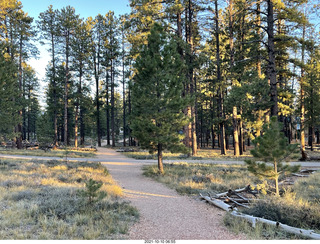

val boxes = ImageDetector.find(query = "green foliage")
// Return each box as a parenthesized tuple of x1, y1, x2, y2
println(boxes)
(77, 179, 107, 205)
(0, 46, 20, 140)
(131, 23, 191, 155)
(245, 116, 300, 195)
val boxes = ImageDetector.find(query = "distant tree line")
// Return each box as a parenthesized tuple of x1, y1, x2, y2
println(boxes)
(0, 0, 320, 157)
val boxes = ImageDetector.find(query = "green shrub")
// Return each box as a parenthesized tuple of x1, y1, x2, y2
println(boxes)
(77, 179, 107, 205)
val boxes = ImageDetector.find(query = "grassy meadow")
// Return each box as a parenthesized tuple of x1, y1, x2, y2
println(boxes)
(123, 148, 253, 161)
(0, 147, 96, 158)
(0, 158, 138, 239)
(143, 163, 320, 239)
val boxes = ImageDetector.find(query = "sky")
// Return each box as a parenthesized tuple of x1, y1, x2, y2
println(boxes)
(20, 0, 131, 105)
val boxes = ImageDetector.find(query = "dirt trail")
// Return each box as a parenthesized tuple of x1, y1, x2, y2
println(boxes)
(96, 147, 245, 240)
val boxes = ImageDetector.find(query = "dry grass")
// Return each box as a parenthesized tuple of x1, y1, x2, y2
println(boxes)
(123, 148, 253, 161)
(0, 148, 96, 158)
(143, 163, 320, 239)
(0, 158, 138, 240)
(142, 163, 261, 195)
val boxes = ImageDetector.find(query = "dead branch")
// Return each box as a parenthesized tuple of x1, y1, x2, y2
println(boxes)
(200, 193, 320, 240)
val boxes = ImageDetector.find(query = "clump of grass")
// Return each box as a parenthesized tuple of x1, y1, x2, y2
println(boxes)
(242, 172, 320, 232)
(143, 163, 261, 195)
(223, 213, 309, 240)
(242, 193, 320, 232)
(0, 159, 139, 239)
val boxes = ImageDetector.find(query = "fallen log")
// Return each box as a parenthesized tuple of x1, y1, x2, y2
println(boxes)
(292, 173, 310, 177)
(226, 197, 250, 209)
(224, 198, 249, 204)
(230, 211, 320, 240)
(215, 185, 250, 198)
(300, 169, 318, 174)
(200, 194, 320, 240)
(200, 194, 236, 212)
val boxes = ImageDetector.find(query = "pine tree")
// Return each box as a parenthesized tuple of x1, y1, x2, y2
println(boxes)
(71, 17, 92, 147)
(0, 45, 20, 141)
(245, 116, 300, 196)
(131, 23, 190, 174)
(57, 6, 79, 146)
(38, 5, 60, 147)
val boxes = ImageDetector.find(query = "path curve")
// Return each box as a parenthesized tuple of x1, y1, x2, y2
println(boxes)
(96, 147, 245, 240)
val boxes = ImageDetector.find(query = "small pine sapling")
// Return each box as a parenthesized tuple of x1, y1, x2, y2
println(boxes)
(245, 116, 300, 196)
(78, 178, 107, 205)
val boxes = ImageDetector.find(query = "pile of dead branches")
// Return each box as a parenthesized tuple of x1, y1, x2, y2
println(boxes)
(200, 169, 320, 240)
(209, 185, 260, 210)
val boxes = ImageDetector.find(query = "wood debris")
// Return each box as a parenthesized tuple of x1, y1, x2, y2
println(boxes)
(200, 168, 320, 240)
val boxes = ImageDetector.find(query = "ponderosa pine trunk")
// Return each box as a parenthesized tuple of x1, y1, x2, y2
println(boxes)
(64, 30, 70, 146)
(94, 40, 102, 147)
(267, 0, 278, 117)
(215, 0, 226, 155)
(229, 0, 239, 156)
(106, 69, 111, 146)
(158, 143, 164, 174)
(300, 24, 306, 153)
(111, 59, 115, 147)
(74, 64, 82, 148)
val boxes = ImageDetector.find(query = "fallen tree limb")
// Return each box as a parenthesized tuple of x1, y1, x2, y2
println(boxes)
(215, 185, 250, 198)
(300, 169, 318, 174)
(292, 173, 310, 177)
(230, 211, 320, 240)
(200, 194, 237, 212)
(200, 194, 320, 240)
(226, 197, 250, 209)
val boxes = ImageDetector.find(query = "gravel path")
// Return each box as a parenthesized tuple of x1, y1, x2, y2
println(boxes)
(96, 147, 246, 240)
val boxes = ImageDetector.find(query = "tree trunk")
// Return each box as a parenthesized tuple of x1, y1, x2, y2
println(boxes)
(158, 143, 164, 174)
(300, 24, 306, 153)
(239, 108, 244, 155)
(122, 31, 126, 147)
(215, 0, 226, 155)
(51, 32, 58, 148)
(267, 0, 278, 117)
(16, 36, 23, 149)
(111, 59, 115, 147)
(94, 44, 101, 147)
(106, 70, 111, 146)
(80, 108, 85, 146)
(274, 161, 279, 196)
(309, 126, 314, 151)
(74, 65, 82, 148)
(64, 31, 70, 146)
(233, 107, 240, 156)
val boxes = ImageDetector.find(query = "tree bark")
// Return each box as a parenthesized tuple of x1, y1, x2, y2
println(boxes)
(94, 38, 102, 147)
(214, 0, 226, 155)
(267, 0, 278, 117)
(106, 69, 111, 146)
(300, 24, 306, 152)
(158, 143, 164, 174)
(74, 64, 82, 148)
(64, 30, 70, 146)
(111, 59, 115, 147)
(51, 31, 58, 148)
(122, 29, 126, 147)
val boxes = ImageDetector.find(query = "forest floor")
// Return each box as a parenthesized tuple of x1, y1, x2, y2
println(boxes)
(0, 145, 319, 239)
(96, 146, 246, 240)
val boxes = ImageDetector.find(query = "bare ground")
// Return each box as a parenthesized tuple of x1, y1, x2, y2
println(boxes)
(97, 147, 246, 240)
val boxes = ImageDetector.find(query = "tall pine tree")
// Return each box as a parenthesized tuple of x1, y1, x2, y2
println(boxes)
(131, 23, 190, 173)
